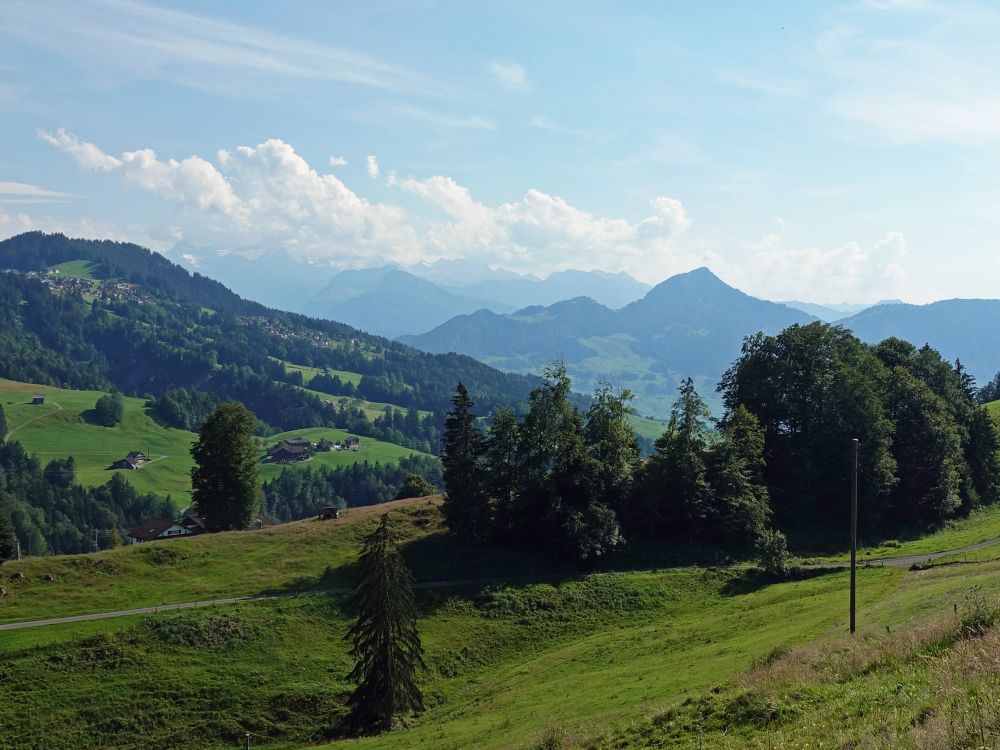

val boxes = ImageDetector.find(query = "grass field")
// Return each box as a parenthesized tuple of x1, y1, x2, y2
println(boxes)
(50, 259, 103, 279)
(291, 383, 433, 421)
(797, 503, 1000, 563)
(1, 378, 434, 510)
(627, 413, 667, 442)
(1, 378, 198, 507)
(258, 427, 431, 483)
(1, 495, 998, 749)
(987, 398, 1000, 422)
(272, 357, 363, 387)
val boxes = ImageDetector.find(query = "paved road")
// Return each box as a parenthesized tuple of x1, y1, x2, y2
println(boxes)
(807, 535, 1000, 569)
(2, 538, 999, 633)
(0, 577, 526, 632)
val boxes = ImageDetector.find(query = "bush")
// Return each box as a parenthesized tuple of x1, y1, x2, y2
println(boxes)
(959, 586, 998, 638)
(393, 474, 437, 500)
(94, 391, 124, 427)
(755, 528, 790, 577)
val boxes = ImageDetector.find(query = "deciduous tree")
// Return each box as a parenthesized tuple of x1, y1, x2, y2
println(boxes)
(190, 402, 260, 531)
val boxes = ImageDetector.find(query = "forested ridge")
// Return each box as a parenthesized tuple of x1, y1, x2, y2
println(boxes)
(0, 232, 546, 445)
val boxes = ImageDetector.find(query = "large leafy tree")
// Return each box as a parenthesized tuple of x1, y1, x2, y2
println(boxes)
(440, 383, 488, 539)
(584, 383, 641, 514)
(720, 323, 896, 530)
(345, 513, 425, 734)
(190, 402, 260, 531)
(93, 391, 124, 427)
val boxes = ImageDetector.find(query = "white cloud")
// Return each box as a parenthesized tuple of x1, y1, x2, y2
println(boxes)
(732, 230, 908, 303)
(0, 181, 76, 204)
(40, 129, 703, 280)
(329, 156, 347, 166)
(379, 103, 495, 130)
(488, 60, 529, 92)
(0, 207, 34, 237)
(2, 0, 445, 98)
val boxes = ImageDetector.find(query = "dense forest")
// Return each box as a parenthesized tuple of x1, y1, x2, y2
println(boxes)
(261, 454, 443, 522)
(0, 232, 549, 447)
(442, 323, 1000, 560)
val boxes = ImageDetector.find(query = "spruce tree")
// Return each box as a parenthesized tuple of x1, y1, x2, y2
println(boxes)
(345, 513, 424, 733)
(190, 402, 260, 531)
(0, 403, 7, 441)
(440, 383, 487, 538)
(0, 512, 15, 560)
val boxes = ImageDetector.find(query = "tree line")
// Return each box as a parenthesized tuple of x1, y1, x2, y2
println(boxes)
(441, 323, 1000, 559)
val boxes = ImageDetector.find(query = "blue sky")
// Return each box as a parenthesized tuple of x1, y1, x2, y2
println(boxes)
(3, 0, 1000, 303)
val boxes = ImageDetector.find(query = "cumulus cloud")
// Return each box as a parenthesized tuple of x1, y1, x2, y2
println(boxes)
(39, 129, 703, 279)
(733, 230, 908, 302)
(329, 156, 347, 166)
(488, 60, 529, 92)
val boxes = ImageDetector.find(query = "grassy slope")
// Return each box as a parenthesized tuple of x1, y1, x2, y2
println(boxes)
(0, 497, 442, 625)
(258, 427, 432, 483)
(1, 377, 434, 510)
(1, 378, 198, 506)
(272, 357, 363, 387)
(1, 497, 999, 749)
(51, 259, 102, 279)
(987, 398, 1000, 421)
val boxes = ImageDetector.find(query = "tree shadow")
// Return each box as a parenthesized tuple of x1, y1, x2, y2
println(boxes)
(720, 566, 844, 597)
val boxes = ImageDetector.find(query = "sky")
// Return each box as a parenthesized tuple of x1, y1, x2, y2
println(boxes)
(3, 0, 1000, 303)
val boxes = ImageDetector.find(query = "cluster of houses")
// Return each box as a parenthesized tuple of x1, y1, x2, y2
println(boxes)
(111, 451, 148, 471)
(126, 512, 274, 544)
(265, 435, 360, 464)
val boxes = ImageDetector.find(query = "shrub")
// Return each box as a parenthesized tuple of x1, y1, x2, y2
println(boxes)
(755, 528, 790, 577)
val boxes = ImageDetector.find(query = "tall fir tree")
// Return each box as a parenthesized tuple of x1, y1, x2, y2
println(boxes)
(708, 404, 771, 548)
(635, 378, 714, 541)
(0, 403, 7, 441)
(0, 512, 15, 560)
(190, 402, 260, 531)
(482, 408, 521, 537)
(440, 383, 488, 539)
(345, 513, 425, 734)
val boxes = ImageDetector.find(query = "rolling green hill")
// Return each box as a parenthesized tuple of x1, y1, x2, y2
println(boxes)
(0, 500, 997, 749)
(1, 378, 198, 506)
(258, 428, 431, 483)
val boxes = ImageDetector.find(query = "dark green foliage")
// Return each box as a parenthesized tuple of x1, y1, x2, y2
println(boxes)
(441, 383, 489, 539)
(93, 391, 125, 426)
(190, 402, 260, 531)
(977, 370, 1000, 404)
(147, 388, 219, 431)
(634, 378, 715, 541)
(345, 513, 425, 733)
(0, 402, 6, 438)
(393, 474, 437, 500)
(709, 405, 771, 547)
(0, 441, 173, 555)
(261, 455, 442, 522)
(721, 323, 999, 539)
(0, 510, 15, 559)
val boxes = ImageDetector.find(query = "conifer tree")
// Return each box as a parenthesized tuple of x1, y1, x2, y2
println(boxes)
(482, 408, 521, 536)
(709, 404, 771, 547)
(0, 403, 6, 442)
(440, 383, 487, 538)
(345, 513, 424, 734)
(0, 512, 15, 560)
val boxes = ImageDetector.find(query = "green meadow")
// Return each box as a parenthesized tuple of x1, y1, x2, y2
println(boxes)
(1, 378, 198, 507)
(0, 496, 997, 750)
(258, 427, 431, 483)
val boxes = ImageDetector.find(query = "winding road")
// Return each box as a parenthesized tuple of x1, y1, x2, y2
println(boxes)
(3, 399, 63, 442)
(2, 539, 999, 632)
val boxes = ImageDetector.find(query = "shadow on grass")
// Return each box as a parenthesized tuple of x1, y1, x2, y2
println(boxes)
(720, 566, 844, 597)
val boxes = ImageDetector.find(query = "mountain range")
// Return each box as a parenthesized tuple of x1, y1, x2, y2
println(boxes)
(174, 244, 652, 337)
(402, 268, 816, 415)
(402, 268, 1000, 416)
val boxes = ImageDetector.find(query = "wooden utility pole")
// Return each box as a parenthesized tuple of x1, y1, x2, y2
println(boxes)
(850, 438, 859, 634)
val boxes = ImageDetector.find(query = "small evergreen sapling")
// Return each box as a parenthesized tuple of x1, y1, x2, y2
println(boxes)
(345, 513, 425, 733)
